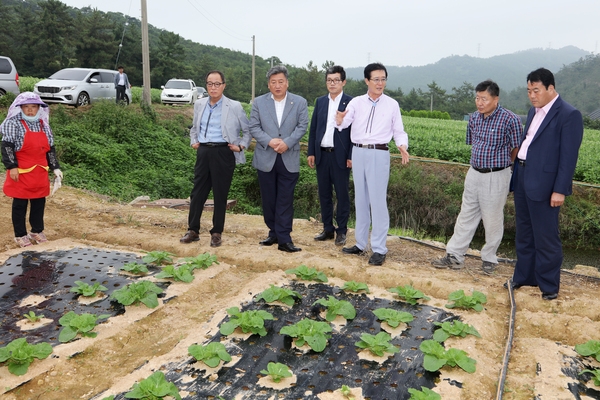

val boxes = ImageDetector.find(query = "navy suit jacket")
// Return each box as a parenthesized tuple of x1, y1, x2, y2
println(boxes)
(512, 95, 583, 201)
(307, 93, 352, 170)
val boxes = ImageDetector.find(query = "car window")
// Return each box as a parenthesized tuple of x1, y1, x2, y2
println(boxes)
(0, 59, 12, 74)
(89, 72, 101, 82)
(165, 80, 191, 89)
(100, 72, 115, 83)
(49, 69, 90, 81)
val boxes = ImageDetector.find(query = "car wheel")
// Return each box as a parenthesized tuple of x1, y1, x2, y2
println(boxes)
(0, 89, 6, 97)
(120, 95, 130, 106)
(76, 92, 90, 107)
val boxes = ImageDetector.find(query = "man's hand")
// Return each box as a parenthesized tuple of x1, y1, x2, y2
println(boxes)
(307, 155, 315, 168)
(550, 192, 565, 207)
(346, 159, 352, 169)
(191, 143, 200, 150)
(335, 110, 348, 126)
(398, 145, 410, 164)
(9, 168, 18, 181)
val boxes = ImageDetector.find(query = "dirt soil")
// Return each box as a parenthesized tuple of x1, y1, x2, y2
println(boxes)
(1, 175, 600, 400)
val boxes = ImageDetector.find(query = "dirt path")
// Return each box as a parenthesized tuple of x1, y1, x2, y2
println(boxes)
(1, 180, 600, 400)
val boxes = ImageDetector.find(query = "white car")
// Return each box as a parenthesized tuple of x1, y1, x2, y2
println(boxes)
(161, 79, 198, 105)
(34, 68, 132, 107)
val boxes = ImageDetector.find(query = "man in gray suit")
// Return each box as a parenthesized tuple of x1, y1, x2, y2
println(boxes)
(180, 70, 251, 247)
(250, 66, 309, 252)
(114, 66, 129, 104)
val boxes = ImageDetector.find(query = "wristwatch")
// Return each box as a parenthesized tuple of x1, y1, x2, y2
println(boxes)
(239, 145, 244, 152)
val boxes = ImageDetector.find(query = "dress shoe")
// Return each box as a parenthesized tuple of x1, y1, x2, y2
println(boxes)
(503, 281, 524, 290)
(368, 252, 386, 266)
(180, 230, 199, 244)
(542, 292, 558, 300)
(259, 236, 278, 246)
(314, 230, 335, 241)
(335, 233, 347, 246)
(342, 245, 365, 255)
(210, 232, 222, 247)
(278, 242, 302, 252)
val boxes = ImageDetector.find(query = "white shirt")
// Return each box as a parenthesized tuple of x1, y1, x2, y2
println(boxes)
(118, 73, 126, 86)
(320, 92, 343, 148)
(271, 93, 287, 127)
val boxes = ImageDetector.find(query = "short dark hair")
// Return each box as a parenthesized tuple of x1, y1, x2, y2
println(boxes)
(527, 68, 555, 89)
(364, 62, 387, 79)
(326, 65, 346, 81)
(267, 65, 288, 80)
(475, 80, 500, 97)
(117, 66, 124, 70)
(205, 70, 225, 84)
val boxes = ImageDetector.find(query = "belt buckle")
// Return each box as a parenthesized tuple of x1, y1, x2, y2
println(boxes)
(367, 144, 375, 149)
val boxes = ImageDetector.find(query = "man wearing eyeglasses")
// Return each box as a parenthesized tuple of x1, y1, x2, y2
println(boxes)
(335, 63, 409, 266)
(307, 65, 353, 246)
(179, 70, 251, 247)
(431, 80, 521, 274)
(250, 65, 309, 253)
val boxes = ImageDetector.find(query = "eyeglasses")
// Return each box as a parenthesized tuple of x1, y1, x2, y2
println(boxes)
(206, 82, 224, 88)
(326, 79, 342, 84)
(369, 78, 387, 84)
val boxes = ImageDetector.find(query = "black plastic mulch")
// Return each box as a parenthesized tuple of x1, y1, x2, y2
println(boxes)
(0, 248, 166, 347)
(563, 353, 600, 399)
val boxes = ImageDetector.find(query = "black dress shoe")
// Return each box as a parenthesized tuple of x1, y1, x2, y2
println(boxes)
(542, 292, 558, 300)
(335, 233, 346, 246)
(314, 230, 335, 241)
(368, 252, 386, 266)
(259, 236, 278, 246)
(342, 245, 365, 255)
(278, 242, 302, 252)
(503, 281, 523, 290)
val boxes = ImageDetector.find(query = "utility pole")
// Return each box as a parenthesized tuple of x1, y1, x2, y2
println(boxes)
(430, 93, 433, 112)
(141, 0, 151, 105)
(251, 35, 255, 103)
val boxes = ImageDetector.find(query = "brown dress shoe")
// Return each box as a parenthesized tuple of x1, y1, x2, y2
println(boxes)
(180, 230, 199, 243)
(210, 233, 222, 247)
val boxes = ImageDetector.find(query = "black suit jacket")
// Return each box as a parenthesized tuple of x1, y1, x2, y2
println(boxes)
(307, 93, 352, 169)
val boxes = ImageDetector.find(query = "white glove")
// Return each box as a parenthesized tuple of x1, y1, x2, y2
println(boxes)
(52, 169, 62, 196)
(53, 169, 63, 180)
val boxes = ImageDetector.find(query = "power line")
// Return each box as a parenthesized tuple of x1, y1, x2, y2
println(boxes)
(186, 0, 249, 42)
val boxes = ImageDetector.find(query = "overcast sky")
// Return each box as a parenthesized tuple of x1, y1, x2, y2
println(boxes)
(60, 0, 599, 69)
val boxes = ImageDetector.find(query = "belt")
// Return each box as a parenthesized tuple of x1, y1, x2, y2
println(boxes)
(472, 165, 511, 173)
(320, 147, 334, 152)
(517, 159, 526, 167)
(352, 143, 388, 151)
(199, 142, 228, 147)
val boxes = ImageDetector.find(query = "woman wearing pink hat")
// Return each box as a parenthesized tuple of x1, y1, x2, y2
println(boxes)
(1, 92, 62, 247)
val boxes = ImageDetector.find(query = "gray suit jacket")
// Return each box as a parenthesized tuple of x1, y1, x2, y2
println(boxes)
(249, 92, 309, 173)
(189, 95, 251, 164)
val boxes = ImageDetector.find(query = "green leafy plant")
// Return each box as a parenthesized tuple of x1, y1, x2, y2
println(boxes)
(580, 368, 600, 386)
(388, 284, 430, 305)
(419, 339, 476, 373)
(433, 320, 481, 342)
(575, 340, 600, 361)
(408, 386, 441, 400)
(285, 265, 328, 282)
(124, 370, 182, 400)
(279, 318, 332, 352)
(445, 290, 487, 312)
(70, 280, 108, 297)
(219, 307, 274, 337)
(312, 296, 356, 321)
(101, 396, 115, 400)
(23, 311, 44, 323)
(373, 308, 414, 327)
(188, 342, 232, 368)
(260, 362, 292, 383)
(255, 284, 302, 306)
(58, 311, 111, 343)
(355, 332, 399, 357)
(155, 264, 195, 283)
(110, 281, 163, 308)
(180, 253, 219, 270)
(0, 338, 53, 376)
(342, 281, 370, 293)
(141, 250, 175, 265)
(120, 262, 149, 275)
(340, 384, 355, 399)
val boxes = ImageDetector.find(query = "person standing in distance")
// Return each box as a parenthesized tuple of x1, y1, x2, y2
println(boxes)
(250, 65, 309, 253)
(307, 65, 353, 246)
(335, 63, 409, 266)
(179, 70, 250, 247)
(114, 66, 129, 104)
(432, 80, 521, 274)
(509, 68, 583, 300)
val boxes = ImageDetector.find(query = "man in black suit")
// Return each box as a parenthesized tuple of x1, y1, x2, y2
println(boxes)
(307, 65, 353, 246)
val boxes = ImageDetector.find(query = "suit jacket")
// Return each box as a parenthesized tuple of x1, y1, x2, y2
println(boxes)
(307, 93, 352, 169)
(512, 95, 583, 201)
(189, 95, 251, 164)
(249, 92, 309, 173)
(114, 72, 129, 87)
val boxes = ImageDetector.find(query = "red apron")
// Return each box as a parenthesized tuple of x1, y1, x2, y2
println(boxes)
(3, 120, 50, 199)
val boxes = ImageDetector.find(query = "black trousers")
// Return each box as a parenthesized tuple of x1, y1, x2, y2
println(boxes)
(12, 197, 46, 237)
(316, 151, 350, 234)
(187, 145, 235, 235)
(116, 85, 126, 103)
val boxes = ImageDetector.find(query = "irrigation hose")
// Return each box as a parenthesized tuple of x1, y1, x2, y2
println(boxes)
(496, 280, 517, 399)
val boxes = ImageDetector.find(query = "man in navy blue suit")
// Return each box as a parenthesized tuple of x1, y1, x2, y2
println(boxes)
(307, 65, 353, 246)
(510, 68, 583, 300)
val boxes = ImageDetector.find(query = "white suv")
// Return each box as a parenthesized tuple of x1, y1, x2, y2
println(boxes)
(161, 79, 198, 105)
(34, 68, 132, 107)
